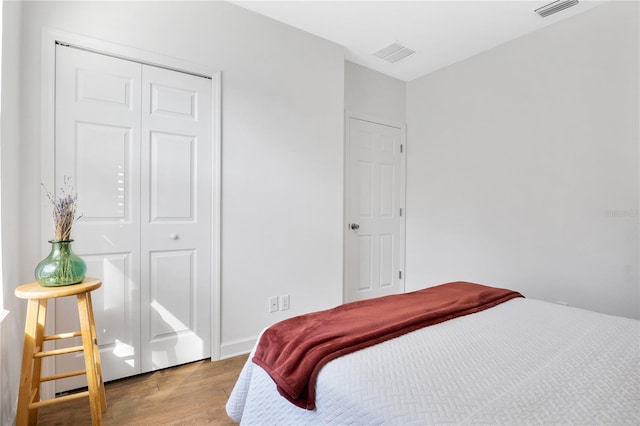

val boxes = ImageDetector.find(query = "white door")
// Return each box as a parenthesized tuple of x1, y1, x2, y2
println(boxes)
(345, 116, 405, 302)
(52, 45, 212, 392)
(140, 64, 212, 371)
(53, 46, 142, 391)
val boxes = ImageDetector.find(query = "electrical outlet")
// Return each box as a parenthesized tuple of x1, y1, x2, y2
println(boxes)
(281, 294, 290, 311)
(269, 296, 279, 313)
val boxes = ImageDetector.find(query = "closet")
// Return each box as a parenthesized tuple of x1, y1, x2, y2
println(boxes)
(51, 44, 213, 392)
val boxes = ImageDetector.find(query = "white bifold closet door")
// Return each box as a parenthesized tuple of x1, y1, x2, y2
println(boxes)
(52, 44, 212, 393)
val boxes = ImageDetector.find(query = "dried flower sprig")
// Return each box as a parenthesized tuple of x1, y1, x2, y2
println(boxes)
(42, 176, 83, 241)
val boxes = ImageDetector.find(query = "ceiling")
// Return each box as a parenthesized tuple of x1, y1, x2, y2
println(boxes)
(231, 0, 607, 82)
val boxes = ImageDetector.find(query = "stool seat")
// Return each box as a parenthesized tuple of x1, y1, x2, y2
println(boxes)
(15, 278, 107, 426)
(15, 279, 102, 300)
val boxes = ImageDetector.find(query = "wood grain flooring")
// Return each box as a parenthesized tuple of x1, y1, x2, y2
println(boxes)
(37, 354, 249, 425)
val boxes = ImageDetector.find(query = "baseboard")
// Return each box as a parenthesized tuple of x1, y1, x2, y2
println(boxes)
(219, 336, 257, 359)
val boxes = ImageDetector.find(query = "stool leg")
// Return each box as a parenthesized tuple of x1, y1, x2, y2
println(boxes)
(30, 298, 47, 423)
(16, 298, 46, 426)
(77, 292, 102, 425)
(86, 292, 107, 411)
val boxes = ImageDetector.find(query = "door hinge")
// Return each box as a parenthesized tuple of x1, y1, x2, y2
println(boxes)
(399, 208, 403, 216)
(400, 144, 403, 153)
(399, 271, 402, 279)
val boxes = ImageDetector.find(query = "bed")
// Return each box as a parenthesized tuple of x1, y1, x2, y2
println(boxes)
(226, 282, 640, 425)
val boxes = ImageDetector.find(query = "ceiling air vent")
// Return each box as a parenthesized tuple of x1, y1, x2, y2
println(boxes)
(373, 43, 415, 64)
(535, 0, 579, 17)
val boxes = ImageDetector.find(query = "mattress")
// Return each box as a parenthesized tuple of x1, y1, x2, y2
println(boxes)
(226, 298, 640, 425)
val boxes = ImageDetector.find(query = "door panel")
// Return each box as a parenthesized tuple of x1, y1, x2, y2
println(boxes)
(54, 45, 142, 392)
(76, 66, 133, 107)
(151, 84, 197, 119)
(345, 117, 405, 302)
(358, 236, 372, 291)
(149, 250, 194, 338)
(75, 123, 132, 219)
(140, 64, 212, 371)
(149, 132, 194, 219)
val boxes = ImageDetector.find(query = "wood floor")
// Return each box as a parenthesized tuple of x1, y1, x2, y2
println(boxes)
(37, 354, 249, 426)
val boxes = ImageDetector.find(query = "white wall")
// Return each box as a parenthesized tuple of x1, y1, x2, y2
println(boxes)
(406, 1, 639, 319)
(1, 3, 345, 411)
(345, 60, 406, 123)
(1, 1, 24, 421)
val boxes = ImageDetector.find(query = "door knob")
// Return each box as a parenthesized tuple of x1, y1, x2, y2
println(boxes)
(169, 233, 179, 240)
(350, 223, 360, 230)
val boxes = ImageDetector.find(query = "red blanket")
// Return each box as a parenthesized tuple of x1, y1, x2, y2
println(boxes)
(252, 281, 523, 410)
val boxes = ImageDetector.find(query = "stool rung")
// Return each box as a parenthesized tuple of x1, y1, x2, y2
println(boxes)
(44, 331, 82, 341)
(34, 345, 83, 358)
(41, 369, 87, 382)
(28, 390, 90, 409)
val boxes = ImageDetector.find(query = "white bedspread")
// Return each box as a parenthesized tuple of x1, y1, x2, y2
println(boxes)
(226, 298, 640, 425)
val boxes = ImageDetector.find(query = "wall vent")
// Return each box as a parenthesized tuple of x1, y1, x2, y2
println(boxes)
(535, 0, 579, 17)
(373, 43, 415, 63)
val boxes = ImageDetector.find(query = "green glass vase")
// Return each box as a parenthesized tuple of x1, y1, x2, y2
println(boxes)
(34, 240, 87, 286)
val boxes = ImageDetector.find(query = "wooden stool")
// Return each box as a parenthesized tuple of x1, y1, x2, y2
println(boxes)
(15, 278, 107, 426)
